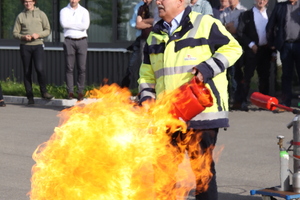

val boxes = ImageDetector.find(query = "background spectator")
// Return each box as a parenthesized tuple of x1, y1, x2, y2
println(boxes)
(12, 0, 53, 105)
(60, 0, 90, 101)
(236, 0, 273, 111)
(190, 0, 213, 15)
(213, 0, 229, 19)
(266, 0, 300, 107)
(219, 0, 247, 110)
(121, 1, 144, 88)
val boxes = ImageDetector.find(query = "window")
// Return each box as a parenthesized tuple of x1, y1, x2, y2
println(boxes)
(0, 0, 143, 47)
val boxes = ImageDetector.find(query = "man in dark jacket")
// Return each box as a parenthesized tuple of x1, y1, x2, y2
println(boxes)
(236, 0, 274, 108)
(266, 0, 300, 107)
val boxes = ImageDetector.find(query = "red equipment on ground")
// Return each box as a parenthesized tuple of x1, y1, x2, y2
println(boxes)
(250, 92, 300, 114)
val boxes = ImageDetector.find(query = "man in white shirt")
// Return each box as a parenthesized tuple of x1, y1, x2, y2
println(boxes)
(236, 0, 274, 109)
(60, 0, 90, 101)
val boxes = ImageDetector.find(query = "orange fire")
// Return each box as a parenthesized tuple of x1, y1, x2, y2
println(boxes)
(29, 83, 217, 200)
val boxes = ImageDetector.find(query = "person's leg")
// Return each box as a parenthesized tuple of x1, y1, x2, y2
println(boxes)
(20, 44, 34, 100)
(187, 129, 219, 200)
(242, 49, 257, 102)
(256, 46, 272, 95)
(280, 43, 294, 106)
(121, 37, 141, 88)
(63, 39, 76, 95)
(292, 43, 300, 98)
(32, 45, 48, 96)
(75, 39, 88, 95)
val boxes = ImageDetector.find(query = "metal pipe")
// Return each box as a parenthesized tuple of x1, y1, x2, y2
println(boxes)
(292, 115, 300, 192)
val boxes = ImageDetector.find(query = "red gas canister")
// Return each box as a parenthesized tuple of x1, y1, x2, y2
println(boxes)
(250, 92, 279, 111)
(171, 77, 213, 121)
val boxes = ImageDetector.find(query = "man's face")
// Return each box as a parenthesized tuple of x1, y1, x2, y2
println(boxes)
(255, 0, 268, 9)
(143, 0, 152, 5)
(24, 0, 35, 10)
(190, 0, 197, 4)
(70, 0, 80, 8)
(229, 0, 239, 7)
(289, 0, 298, 3)
(156, 0, 183, 23)
(220, 0, 229, 7)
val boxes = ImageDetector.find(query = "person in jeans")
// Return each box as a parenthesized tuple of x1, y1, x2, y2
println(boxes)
(13, 0, 53, 105)
(60, 0, 90, 101)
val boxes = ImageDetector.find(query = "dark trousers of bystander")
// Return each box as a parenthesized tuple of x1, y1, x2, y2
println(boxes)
(20, 44, 48, 99)
(63, 37, 88, 94)
(279, 42, 300, 107)
(121, 36, 142, 88)
(242, 45, 272, 102)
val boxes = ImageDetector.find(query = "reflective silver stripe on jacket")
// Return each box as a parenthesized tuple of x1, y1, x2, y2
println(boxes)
(187, 14, 204, 38)
(191, 111, 229, 121)
(139, 83, 156, 99)
(213, 52, 230, 69)
(154, 65, 194, 79)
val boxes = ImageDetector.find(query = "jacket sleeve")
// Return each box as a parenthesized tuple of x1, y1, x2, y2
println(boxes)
(236, 11, 253, 49)
(39, 11, 51, 38)
(266, 5, 278, 48)
(195, 17, 243, 82)
(12, 16, 22, 40)
(137, 42, 156, 103)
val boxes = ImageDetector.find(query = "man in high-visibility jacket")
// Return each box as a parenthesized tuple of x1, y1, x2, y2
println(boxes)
(138, 0, 242, 199)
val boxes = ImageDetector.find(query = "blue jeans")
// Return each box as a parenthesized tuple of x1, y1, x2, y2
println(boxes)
(280, 42, 300, 106)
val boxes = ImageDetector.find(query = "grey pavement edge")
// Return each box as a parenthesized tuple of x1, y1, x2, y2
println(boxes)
(3, 95, 77, 107)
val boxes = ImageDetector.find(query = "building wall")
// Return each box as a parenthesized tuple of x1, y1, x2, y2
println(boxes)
(0, 47, 135, 89)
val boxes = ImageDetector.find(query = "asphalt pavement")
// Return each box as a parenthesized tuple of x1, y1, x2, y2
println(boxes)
(0, 96, 298, 200)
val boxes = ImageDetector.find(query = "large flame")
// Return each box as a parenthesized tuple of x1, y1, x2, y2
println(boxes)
(29, 83, 216, 200)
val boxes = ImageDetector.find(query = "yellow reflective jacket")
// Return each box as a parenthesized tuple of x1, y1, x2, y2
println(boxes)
(138, 7, 242, 129)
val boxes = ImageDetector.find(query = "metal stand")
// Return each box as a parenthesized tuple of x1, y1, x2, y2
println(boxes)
(250, 115, 300, 200)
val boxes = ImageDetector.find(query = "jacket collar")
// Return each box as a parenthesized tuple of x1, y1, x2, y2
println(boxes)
(152, 6, 192, 35)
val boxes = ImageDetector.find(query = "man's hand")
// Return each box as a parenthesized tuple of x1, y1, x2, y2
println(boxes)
(251, 44, 258, 54)
(31, 33, 40, 40)
(225, 22, 236, 34)
(192, 68, 204, 82)
(23, 35, 32, 41)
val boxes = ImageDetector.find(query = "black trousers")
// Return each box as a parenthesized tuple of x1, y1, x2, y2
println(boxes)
(242, 46, 272, 102)
(20, 44, 47, 99)
(171, 129, 219, 200)
(280, 42, 300, 106)
(234, 46, 272, 103)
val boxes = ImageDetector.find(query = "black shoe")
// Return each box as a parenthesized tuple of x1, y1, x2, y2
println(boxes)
(42, 92, 54, 100)
(0, 101, 6, 107)
(241, 102, 249, 112)
(77, 93, 84, 101)
(67, 92, 74, 100)
(28, 98, 35, 105)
